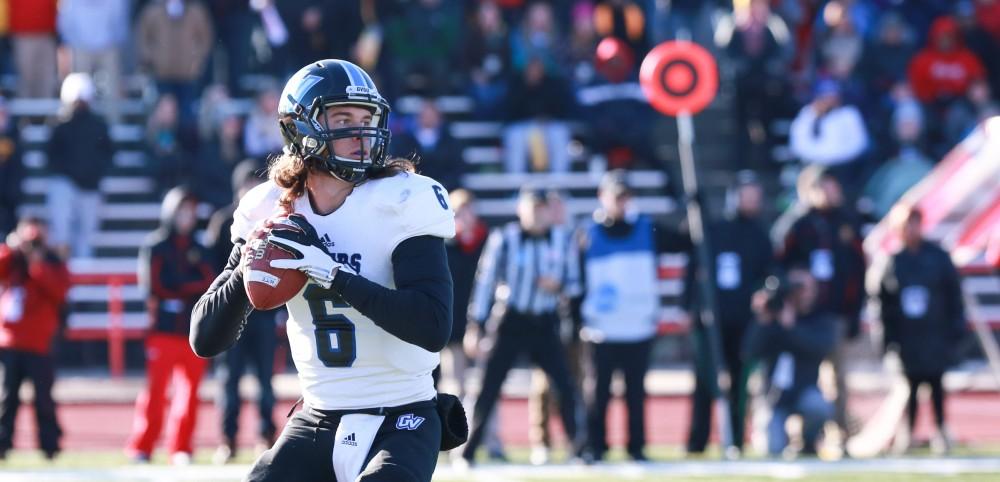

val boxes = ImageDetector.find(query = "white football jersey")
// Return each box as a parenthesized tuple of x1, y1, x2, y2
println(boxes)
(231, 172, 456, 410)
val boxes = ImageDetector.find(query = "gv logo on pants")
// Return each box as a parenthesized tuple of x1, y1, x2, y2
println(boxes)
(396, 414, 425, 431)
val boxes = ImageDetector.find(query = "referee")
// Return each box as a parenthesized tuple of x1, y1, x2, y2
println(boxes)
(460, 187, 586, 465)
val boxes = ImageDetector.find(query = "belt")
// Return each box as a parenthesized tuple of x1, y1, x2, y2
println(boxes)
(287, 397, 437, 421)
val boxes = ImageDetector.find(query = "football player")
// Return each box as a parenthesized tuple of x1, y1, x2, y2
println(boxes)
(190, 59, 466, 481)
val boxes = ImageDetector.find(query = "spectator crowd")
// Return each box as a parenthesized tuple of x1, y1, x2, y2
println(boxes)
(0, 0, 993, 466)
(0, 0, 998, 242)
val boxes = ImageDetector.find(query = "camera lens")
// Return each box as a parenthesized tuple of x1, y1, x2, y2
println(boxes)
(764, 275, 780, 290)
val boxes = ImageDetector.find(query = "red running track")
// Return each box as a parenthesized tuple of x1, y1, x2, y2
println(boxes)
(10, 394, 1000, 453)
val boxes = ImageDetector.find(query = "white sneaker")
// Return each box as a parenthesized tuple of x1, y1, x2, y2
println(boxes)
(529, 446, 550, 466)
(891, 425, 912, 456)
(931, 426, 954, 456)
(212, 444, 233, 465)
(171, 452, 192, 466)
(451, 456, 472, 472)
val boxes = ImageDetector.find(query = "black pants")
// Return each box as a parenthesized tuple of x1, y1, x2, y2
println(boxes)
(247, 401, 441, 482)
(905, 371, 946, 432)
(687, 320, 749, 452)
(462, 312, 583, 460)
(217, 311, 278, 442)
(587, 338, 652, 459)
(0, 349, 61, 453)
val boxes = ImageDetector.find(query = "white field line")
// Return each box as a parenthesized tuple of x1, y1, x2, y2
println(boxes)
(3, 458, 1000, 481)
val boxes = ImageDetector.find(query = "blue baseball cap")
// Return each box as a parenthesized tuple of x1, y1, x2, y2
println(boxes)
(813, 78, 842, 99)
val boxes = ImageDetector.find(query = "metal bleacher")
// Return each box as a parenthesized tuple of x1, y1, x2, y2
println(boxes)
(395, 95, 681, 223)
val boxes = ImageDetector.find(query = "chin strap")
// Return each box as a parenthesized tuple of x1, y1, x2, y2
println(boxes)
(326, 162, 369, 184)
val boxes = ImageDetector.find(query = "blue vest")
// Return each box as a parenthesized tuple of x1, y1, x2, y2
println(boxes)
(581, 215, 659, 342)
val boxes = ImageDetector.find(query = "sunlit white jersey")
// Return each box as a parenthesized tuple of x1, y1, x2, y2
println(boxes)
(231, 172, 455, 410)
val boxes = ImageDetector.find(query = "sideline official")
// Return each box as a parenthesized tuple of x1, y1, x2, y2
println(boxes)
(461, 187, 586, 464)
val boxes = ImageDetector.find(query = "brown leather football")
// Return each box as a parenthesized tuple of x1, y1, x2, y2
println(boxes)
(243, 216, 308, 310)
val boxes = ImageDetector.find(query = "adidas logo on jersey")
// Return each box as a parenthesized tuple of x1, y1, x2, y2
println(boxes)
(396, 414, 425, 431)
(341, 433, 358, 446)
(321, 233, 336, 250)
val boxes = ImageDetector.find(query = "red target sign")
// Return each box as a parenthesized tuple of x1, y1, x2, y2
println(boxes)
(639, 41, 718, 116)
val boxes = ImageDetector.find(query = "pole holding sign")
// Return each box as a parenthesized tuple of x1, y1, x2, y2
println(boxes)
(640, 40, 736, 456)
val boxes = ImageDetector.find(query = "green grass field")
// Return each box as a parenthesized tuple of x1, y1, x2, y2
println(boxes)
(2, 446, 1000, 481)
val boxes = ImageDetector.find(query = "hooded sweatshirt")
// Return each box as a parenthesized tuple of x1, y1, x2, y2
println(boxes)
(908, 17, 986, 102)
(139, 187, 215, 336)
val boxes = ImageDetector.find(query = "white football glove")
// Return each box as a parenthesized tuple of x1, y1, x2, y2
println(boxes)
(266, 214, 347, 289)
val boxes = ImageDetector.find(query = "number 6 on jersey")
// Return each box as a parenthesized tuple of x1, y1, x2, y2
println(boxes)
(432, 185, 449, 210)
(304, 285, 357, 367)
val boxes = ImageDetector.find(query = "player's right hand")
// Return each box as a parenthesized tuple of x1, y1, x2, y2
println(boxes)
(267, 231, 345, 289)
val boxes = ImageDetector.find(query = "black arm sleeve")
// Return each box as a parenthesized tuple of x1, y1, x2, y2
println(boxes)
(189, 241, 253, 358)
(783, 317, 837, 358)
(331, 235, 453, 352)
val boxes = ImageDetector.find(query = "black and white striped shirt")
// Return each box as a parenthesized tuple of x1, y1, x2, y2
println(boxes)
(468, 222, 582, 324)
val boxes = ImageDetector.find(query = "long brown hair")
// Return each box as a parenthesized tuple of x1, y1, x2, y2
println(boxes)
(267, 153, 416, 211)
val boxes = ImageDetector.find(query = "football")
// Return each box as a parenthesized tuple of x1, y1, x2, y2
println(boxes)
(243, 216, 308, 310)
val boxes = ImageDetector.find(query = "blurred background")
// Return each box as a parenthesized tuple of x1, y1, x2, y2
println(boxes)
(0, 0, 999, 479)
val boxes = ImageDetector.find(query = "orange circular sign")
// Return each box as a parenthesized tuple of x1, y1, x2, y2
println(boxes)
(640, 41, 718, 116)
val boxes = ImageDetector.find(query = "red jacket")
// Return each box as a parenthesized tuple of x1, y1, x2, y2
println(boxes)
(8, 0, 57, 35)
(0, 245, 70, 354)
(908, 17, 986, 103)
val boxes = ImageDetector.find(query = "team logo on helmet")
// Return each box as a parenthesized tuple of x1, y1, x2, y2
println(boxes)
(346, 85, 378, 97)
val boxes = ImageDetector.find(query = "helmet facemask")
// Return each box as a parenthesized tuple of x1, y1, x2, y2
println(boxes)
(281, 94, 391, 184)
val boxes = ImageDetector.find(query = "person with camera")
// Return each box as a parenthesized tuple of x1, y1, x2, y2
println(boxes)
(874, 207, 967, 454)
(743, 267, 837, 457)
(775, 168, 865, 440)
(0, 217, 70, 460)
